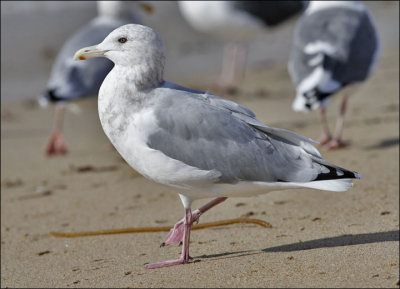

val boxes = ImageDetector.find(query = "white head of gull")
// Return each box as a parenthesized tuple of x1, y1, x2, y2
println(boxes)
(74, 24, 361, 269)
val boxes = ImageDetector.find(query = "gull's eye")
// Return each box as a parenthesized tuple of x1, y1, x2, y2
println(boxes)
(118, 37, 127, 43)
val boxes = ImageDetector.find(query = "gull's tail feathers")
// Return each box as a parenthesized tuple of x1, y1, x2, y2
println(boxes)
(293, 178, 355, 192)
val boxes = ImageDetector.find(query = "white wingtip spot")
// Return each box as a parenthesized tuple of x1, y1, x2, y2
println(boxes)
(321, 166, 330, 174)
(336, 169, 344, 176)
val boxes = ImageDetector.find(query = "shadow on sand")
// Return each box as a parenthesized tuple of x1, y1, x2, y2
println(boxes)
(196, 230, 399, 261)
(262, 230, 399, 252)
(365, 137, 399, 150)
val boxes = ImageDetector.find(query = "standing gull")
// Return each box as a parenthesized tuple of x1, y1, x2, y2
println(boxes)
(74, 24, 361, 269)
(178, 1, 308, 95)
(288, 1, 380, 150)
(40, 1, 152, 156)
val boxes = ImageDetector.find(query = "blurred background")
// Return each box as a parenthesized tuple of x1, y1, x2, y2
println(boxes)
(1, 2, 399, 287)
(1, 1, 398, 101)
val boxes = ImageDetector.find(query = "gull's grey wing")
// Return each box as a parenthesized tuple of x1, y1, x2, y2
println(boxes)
(160, 81, 319, 156)
(289, 4, 379, 88)
(43, 18, 129, 102)
(147, 87, 357, 184)
(161, 81, 256, 117)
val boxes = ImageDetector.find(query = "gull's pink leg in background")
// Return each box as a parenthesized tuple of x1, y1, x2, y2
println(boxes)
(323, 93, 351, 150)
(317, 106, 332, 146)
(46, 106, 69, 156)
(216, 42, 248, 96)
(161, 197, 228, 247)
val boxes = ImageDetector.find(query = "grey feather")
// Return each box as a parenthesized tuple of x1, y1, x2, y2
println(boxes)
(161, 81, 256, 117)
(146, 87, 353, 184)
(289, 4, 379, 90)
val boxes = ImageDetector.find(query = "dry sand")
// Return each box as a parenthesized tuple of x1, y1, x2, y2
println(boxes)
(1, 34, 399, 289)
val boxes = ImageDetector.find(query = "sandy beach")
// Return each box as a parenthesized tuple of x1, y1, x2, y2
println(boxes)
(1, 1, 399, 288)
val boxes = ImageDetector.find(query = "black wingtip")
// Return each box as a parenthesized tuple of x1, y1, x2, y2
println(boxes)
(315, 165, 361, 181)
(43, 89, 65, 103)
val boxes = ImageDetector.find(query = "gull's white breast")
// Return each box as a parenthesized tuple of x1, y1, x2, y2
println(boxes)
(98, 80, 221, 194)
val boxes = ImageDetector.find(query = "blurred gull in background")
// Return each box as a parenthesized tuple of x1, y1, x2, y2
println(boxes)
(178, 1, 308, 95)
(39, 1, 153, 156)
(74, 23, 361, 268)
(288, 1, 380, 150)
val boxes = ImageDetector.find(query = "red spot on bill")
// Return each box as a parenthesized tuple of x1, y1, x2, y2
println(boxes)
(79, 56, 86, 60)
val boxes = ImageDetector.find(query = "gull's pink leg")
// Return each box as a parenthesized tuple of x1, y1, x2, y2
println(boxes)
(161, 197, 227, 246)
(147, 207, 192, 269)
(323, 93, 350, 150)
(216, 42, 248, 96)
(317, 106, 332, 146)
(46, 106, 69, 156)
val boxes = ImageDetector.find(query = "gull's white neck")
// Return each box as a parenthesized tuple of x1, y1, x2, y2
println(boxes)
(110, 65, 163, 91)
(98, 63, 164, 140)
